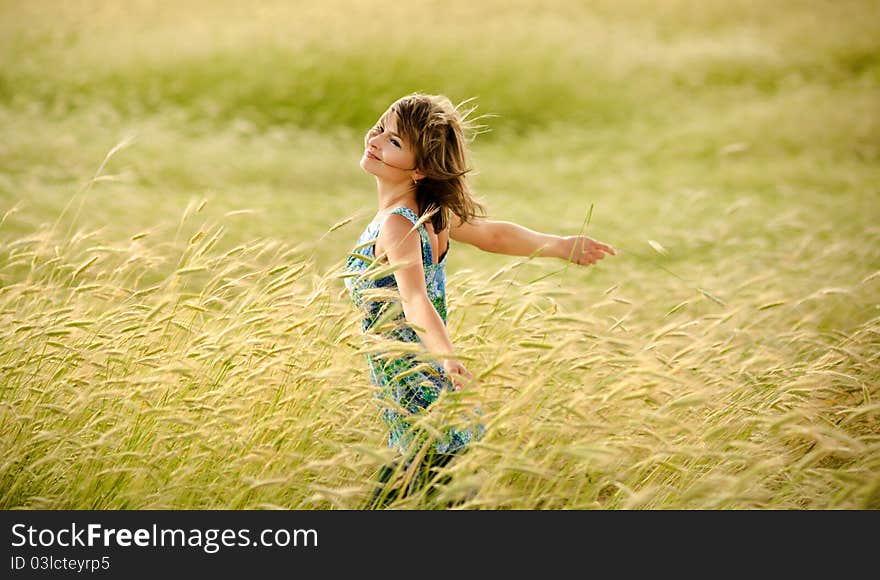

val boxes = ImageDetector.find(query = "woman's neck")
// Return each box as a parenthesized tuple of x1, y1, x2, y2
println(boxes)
(375, 177, 417, 213)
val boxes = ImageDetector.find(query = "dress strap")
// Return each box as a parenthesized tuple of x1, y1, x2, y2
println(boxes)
(386, 207, 433, 269)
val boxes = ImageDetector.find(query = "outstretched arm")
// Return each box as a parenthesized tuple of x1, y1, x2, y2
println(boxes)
(450, 218, 617, 266)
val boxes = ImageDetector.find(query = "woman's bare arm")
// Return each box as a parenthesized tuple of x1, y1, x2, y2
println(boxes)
(378, 214, 471, 387)
(450, 218, 617, 265)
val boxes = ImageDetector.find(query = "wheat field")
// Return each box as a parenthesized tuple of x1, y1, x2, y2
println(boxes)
(1, 0, 878, 509)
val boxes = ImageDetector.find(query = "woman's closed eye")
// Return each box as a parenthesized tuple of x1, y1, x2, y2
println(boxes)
(369, 125, 403, 149)
(373, 125, 401, 148)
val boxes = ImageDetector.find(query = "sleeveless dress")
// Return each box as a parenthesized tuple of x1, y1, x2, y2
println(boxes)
(343, 206, 483, 457)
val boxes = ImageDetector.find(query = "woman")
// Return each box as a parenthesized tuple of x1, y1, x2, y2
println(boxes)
(344, 93, 616, 508)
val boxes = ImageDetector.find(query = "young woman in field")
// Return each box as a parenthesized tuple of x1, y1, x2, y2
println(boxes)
(343, 93, 616, 508)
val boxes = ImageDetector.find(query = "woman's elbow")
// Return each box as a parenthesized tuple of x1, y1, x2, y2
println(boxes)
(477, 225, 502, 253)
(400, 293, 433, 318)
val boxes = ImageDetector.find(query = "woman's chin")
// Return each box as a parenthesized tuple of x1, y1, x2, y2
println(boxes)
(360, 164, 382, 179)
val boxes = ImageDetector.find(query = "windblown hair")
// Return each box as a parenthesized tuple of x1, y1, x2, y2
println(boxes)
(364, 93, 490, 232)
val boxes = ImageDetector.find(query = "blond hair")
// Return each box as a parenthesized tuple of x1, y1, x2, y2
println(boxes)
(365, 93, 489, 232)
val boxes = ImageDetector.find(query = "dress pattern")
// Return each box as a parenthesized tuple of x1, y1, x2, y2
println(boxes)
(344, 206, 482, 456)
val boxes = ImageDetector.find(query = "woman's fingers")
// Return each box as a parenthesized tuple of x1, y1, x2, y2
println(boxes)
(453, 364, 471, 389)
(571, 236, 616, 265)
(443, 360, 471, 391)
(595, 240, 617, 255)
(584, 240, 615, 256)
(574, 250, 601, 265)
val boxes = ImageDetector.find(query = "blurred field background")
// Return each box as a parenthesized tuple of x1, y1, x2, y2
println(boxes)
(1, 0, 878, 509)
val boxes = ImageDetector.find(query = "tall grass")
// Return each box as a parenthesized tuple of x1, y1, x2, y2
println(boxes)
(1, 0, 878, 508)
(1, 189, 877, 508)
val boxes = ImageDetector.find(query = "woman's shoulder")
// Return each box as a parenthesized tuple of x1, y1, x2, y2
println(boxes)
(386, 206, 420, 224)
(377, 211, 418, 242)
(369, 206, 418, 226)
(375, 206, 421, 236)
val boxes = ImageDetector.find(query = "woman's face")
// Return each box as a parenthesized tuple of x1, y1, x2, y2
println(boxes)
(360, 111, 420, 181)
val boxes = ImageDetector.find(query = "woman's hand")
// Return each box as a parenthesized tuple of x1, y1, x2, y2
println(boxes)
(558, 235, 617, 266)
(442, 359, 472, 391)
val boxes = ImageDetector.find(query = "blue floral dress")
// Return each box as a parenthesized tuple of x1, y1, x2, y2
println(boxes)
(344, 206, 483, 457)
